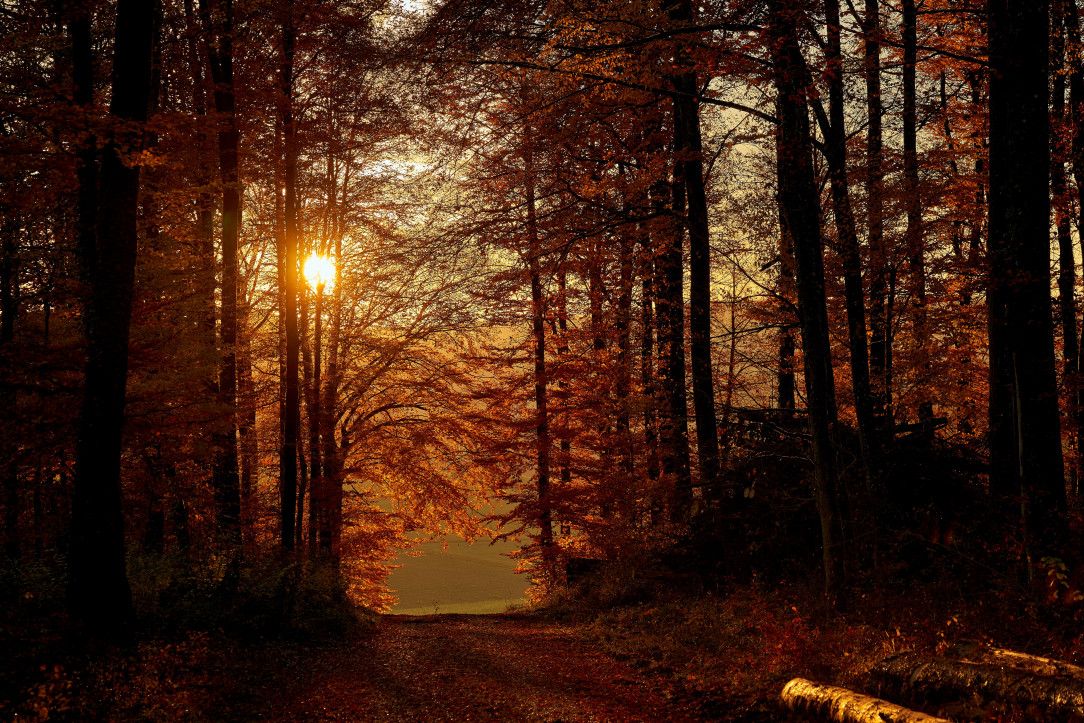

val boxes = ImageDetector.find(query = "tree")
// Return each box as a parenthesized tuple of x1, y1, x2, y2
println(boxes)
(986, 0, 1066, 566)
(69, 0, 159, 635)
(279, 0, 301, 553)
(768, 0, 846, 602)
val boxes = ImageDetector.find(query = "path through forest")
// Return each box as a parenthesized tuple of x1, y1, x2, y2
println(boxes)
(261, 614, 695, 721)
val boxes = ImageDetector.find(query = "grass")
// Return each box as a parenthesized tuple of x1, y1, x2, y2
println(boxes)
(387, 536, 528, 614)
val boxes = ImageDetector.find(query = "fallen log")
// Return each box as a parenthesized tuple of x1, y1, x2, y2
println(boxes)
(873, 652, 1084, 718)
(780, 678, 949, 722)
(945, 640, 1084, 681)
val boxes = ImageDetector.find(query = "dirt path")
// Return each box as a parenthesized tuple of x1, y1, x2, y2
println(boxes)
(261, 613, 697, 722)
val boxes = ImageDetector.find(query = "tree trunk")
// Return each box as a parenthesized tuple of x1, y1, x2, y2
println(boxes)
(873, 652, 1084, 718)
(301, 284, 317, 553)
(946, 640, 1084, 681)
(238, 301, 257, 544)
(1053, 0, 1079, 495)
(821, 0, 878, 502)
(201, 0, 241, 552)
(903, 0, 931, 429)
(2, 217, 17, 560)
(668, 0, 719, 504)
(279, 0, 300, 553)
(775, 140, 796, 412)
(864, 0, 890, 436)
(1063, 0, 1084, 496)
(639, 219, 660, 488)
(660, 134, 693, 521)
(616, 188, 636, 518)
(525, 133, 555, 567)
(556, 265, 571, 494)
(768, 0, 846, 603)
(182, 0, 215, 362)
(311, 286, 326, 556)
(69, 0, 158, 635)
(321, 232, 344, 563)
(987, 0, 1066, 562)
(780, 678, 948, 723)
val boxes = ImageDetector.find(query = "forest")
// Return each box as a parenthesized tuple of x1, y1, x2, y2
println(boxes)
(3, 0, 1084, 720)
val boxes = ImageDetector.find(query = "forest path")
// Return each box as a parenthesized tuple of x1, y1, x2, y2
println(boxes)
(262, 613, 696, 721)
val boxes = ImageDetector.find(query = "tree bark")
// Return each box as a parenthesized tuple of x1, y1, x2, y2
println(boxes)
(864, 0, 890, 436)
(668, 0, 719, 504)
(781, 678, 948, 723)
(238, 299, 257, 544)
(201, 0, 241, 552)
(946, 640, 1084, 681)
(321, 231, 344, 563)
(616, 180, 636, 515)
(69, 0, 158, 635)
(986, 0, 1066, 560)
(279, 0, 300, 553)
(775, 137, 796, 412)
(659, 139, 693, 521)
(903, 0, 931, 428)
(311, 285, 326, 556)
(1053, 0, 1079, 495)
(873, 652, 1084, 718)
(523, 119, 554, 569)
(1063, 0, 1084, 496)
(768, 0, 846, 603)
(1, 217, 17, 560)
(821, 0, 879, 501)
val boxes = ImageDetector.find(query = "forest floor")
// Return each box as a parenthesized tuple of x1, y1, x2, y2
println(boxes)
(258, 613, 695, 721)
(5, 580, 1084, 721)
(2, 612, 700, 721)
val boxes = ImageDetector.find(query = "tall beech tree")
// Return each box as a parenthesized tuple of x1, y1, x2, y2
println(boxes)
(200, 0, 242, 553)
(864, 0, 890, 440)
(818, 0, 878, 499)
(667, 0, 720, 506)
(987, 0, 1066, 564)
(768, 0, 846, 601)
(1064, 0, 1084, 491)
(902, 0, 930, 428)
(69, 0, 158, 633)
(279, 0, 301, 553)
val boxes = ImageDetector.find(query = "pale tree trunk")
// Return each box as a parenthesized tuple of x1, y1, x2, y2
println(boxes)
(781, 678, 948, 723)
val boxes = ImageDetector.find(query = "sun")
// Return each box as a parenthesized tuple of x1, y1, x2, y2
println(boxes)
(303, 253, 336, 291)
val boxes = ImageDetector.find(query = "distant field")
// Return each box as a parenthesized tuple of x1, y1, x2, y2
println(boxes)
(387, 537, 530, 615)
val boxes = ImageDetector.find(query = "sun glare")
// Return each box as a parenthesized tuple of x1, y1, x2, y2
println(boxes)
(303, 253, 336, 291)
